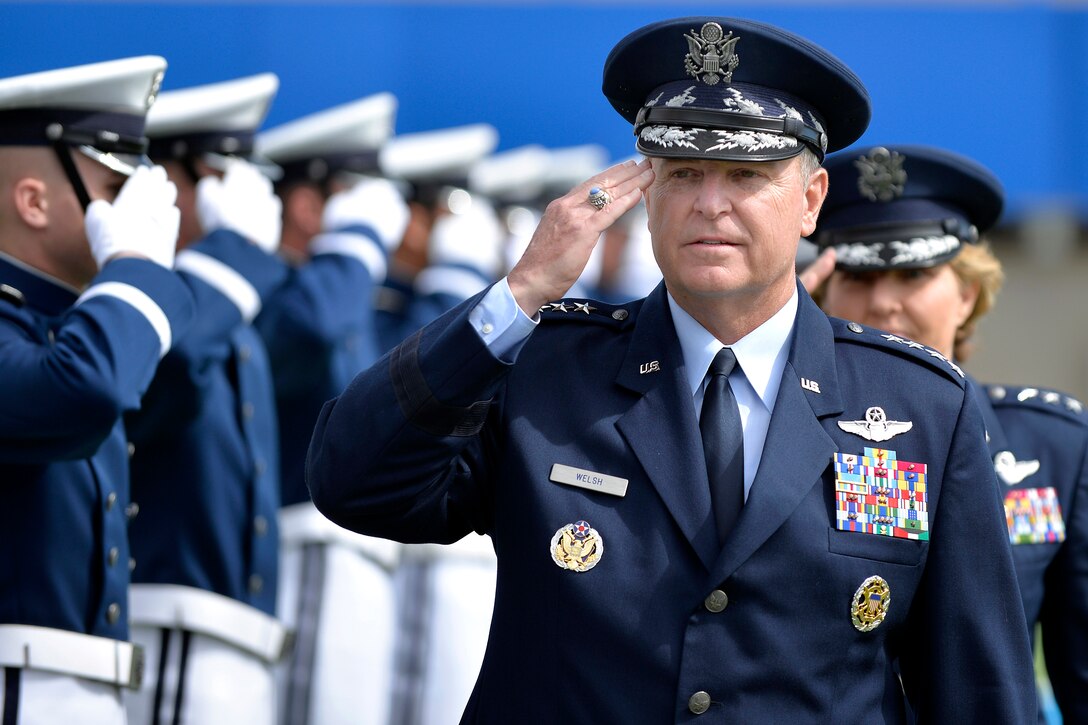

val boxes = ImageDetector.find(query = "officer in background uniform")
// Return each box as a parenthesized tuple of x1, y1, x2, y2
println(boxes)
(809, 144, 1088, 721)
(374, 123, 498, 352)
(0, 57, 194, 724)
(125, 74, 290, 725)
(254, 94, 410, 725)
(307, 16, 1037, 722)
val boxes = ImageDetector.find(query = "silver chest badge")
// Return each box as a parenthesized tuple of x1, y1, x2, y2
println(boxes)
(993, 451, 1040, 486)
(551, 520, 603, 572)
(838, 406, 913, 442)
(684, 22, 740, 86)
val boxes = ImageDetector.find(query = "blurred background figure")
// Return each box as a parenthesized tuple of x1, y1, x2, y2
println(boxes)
(375, 122, 498, 352)
(126, 73, 290, 725)
(0, 56, 194, 724)
(808, 144, 1087, 724)
(606, 201, 663, 302)
(255, 93, 409, 725)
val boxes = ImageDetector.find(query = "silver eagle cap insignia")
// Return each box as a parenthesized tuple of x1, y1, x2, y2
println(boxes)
(854, 147, 907, 203)
(684, 22, 740, 86)
(838, 406, 913, 442)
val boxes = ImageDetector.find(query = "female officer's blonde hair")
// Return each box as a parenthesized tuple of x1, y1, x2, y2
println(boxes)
(950, 241, 1005, 362)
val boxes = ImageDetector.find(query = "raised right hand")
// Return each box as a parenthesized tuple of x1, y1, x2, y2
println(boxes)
(85, 164, 181, 270)
(507, 158, 653, 316)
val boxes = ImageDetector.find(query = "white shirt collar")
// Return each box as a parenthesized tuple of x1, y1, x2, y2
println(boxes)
(669, 287, 798, 412)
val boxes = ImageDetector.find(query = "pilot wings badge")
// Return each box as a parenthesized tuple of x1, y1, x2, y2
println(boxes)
(993, 450, 1040, 486)
(684, 22, 740, 86)
(838, 406, 913, 442)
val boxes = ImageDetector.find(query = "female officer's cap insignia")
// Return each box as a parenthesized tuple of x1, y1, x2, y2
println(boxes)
(854, 147, 907, 203)
(684, 22, 740, 86)
(551, 520, 603, 572)
(851, 575, 891, 632)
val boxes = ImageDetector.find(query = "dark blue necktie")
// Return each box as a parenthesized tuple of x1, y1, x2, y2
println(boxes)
(700, 347, 745, 546)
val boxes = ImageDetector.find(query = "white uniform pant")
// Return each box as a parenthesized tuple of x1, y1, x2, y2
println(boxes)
(0, 668, 125, 725)
(125, 626, 275, 725)
(391, 535, 497, 725)
(276, 506, 398, 725)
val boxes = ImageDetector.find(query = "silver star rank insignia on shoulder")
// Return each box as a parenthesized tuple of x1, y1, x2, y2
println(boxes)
(838, 406, 912, 442)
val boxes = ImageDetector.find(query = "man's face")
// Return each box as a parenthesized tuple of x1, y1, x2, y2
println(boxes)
(644, 155, 826, 311)
(53, 152, 127, 286)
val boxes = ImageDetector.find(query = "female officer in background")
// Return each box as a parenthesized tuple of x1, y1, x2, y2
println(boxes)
(806, 144, 1088, 722)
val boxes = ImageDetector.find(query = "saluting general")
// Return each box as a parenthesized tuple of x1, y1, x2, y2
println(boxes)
(307, 16, 1037, 722)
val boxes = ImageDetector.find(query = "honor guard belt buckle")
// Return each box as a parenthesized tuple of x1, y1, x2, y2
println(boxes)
(0, 624, 144, 689)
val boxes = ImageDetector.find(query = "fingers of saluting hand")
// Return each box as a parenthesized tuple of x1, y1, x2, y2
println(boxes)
(508, 158, 654, 316)
(798, 246, 836, 294)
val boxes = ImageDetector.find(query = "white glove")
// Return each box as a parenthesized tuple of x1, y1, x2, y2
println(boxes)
(85, 164, 181, 270)
(429, 199, 504, 278)
(196, 159, 282, 253)
(321, 177, 409, 252)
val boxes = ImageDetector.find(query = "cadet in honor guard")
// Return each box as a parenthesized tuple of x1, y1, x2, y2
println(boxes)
(306, 16, 1036, 722)
(0, 57, 194, 723)
(124, 74, 290, 724)
(374, 123, 499, 352)
(807, 144, 1088, 720)
(253, 93, 411, 725)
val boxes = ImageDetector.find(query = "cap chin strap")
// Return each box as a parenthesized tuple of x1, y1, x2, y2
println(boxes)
(51, 141, 92, 213)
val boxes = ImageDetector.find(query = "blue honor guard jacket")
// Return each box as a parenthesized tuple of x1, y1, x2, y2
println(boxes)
(307, 281, 1036, 723)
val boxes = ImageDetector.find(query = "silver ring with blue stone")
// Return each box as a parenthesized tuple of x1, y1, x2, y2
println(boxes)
(587, 186, 612, 210)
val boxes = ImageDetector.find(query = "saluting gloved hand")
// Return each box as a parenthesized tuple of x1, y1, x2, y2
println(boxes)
(321, 177, 410, 251)
(85, 164, 181, 270)
(429, 198, 504, 279)
(196, 158, 282, 254)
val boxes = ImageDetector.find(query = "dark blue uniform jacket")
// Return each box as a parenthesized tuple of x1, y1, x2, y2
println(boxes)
(308, 282, 1036, 723)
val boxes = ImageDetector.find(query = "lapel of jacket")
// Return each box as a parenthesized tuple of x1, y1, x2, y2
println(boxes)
(966, 375, 1009, 457)
(711, 285, 846, 582)
(615, 283, 720, 571)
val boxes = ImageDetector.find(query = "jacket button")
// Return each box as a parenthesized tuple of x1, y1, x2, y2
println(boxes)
(242, 402, 255, 419)
(254, 458, 267, 477)
(688, 691, 711, 715)
(125, 502, 140, 520)
(127, 442, 136, 457)
(704, 590, 729, 613)
(106, 603, 121, 625)
(129, 558, 137, 572)
(253, 516, 268, 537)
(108, 547, 119, 566)
(248, 574, 263, 594)
(238, 345, 251, 362)
(105, 492, 117, 511)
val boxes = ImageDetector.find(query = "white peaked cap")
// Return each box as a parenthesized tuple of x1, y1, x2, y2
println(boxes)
(0, 55, 166, 115)
(256, 92, 397, 163)
(468, 144, 551, 203)
(543, 144, 611, 192)
(379, 123, 498, 181)
(146, 73, 279, 138)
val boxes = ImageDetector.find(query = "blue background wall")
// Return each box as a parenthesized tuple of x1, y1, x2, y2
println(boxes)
(3, 2, 1086, 218)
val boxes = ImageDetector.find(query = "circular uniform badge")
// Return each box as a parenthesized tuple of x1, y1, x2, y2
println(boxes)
(550, 520, 603, 572)
(851, 575, 891, 632)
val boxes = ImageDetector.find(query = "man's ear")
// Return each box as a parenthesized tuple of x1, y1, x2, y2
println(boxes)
(800, 166, 829, 238)
(12, 176, 50, 229)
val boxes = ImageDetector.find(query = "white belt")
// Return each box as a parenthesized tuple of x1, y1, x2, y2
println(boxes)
(129, 584, 289, 664)
(279, 501, 401, 570)
(0, 625, 143, 689)
(400, 533, 497, 564)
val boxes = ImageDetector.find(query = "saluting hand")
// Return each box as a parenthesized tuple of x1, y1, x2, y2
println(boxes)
(508, 158, 653, 316)
(798, 246, 836, 294)
(85, 164, 181, 270)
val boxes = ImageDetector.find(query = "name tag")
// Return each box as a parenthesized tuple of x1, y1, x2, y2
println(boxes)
(549, 464, 628, 498)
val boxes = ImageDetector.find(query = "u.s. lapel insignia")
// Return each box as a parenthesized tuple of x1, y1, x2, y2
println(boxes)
(851, 575, 891, 632)
(551, 520, 603, 572)
(993, 451, 1040, 486)
(838, 406, 913, 442)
